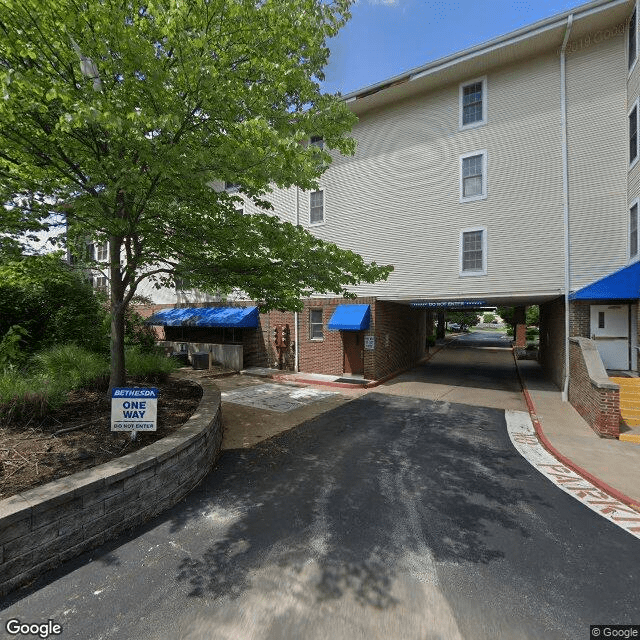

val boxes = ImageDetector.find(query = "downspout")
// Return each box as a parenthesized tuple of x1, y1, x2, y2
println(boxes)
(294, 187, 300, 372)
(561, 14, 574, 402)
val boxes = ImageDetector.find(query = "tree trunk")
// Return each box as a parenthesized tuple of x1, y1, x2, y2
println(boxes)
(108, 236, 127, 392)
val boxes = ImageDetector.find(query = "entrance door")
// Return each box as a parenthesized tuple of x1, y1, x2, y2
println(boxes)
(343, 332, 364, 375)
(590, 304, 629, 370)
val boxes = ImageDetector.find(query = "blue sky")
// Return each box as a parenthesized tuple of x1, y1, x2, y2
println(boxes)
(323, 0, 589, 95)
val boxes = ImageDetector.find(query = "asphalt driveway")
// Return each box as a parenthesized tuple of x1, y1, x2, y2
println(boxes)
(2, 388, 639, 639)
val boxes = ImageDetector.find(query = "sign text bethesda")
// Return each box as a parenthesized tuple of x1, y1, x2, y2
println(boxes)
(111, 387, 159, 431)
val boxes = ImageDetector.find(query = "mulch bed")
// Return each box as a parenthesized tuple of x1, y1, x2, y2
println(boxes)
(0, 376, 204, 501)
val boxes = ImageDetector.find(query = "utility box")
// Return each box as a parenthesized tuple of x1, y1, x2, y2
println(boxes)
(191, 351, 209, 370)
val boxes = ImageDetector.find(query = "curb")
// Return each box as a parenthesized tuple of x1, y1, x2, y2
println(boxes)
(512, 351, 640, 514)
(255, 343, 448, 390)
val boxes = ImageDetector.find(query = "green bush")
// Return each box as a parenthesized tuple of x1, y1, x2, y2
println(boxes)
(32, 344, 110, 391)
(0, 371, 67, 425)
(0, 254, 109, 355)
(125, 347, 179, 382)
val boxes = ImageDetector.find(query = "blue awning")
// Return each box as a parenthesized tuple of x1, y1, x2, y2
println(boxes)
(146, 306, 259, 328)
(327, 304, 371, 331)
(570, 262, 640, 300)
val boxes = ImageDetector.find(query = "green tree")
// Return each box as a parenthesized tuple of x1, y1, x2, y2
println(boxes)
(0, 253, 108, 355)
(0, 0, 392, 389)
(526, 305, 540, 327)
(446, 311, 480, 330)
(496, 306, 515, 327)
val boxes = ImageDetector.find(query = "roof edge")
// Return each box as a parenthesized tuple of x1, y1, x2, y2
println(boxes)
(342, 0, 628, 103)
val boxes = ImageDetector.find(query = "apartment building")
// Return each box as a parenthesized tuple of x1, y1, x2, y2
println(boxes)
(143, 0, 640, 420)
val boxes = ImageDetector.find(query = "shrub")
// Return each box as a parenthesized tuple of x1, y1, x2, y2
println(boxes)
(125, 347, 179, 383)
(32, 344, 110, 391)
(0, 254, 109, 355)
(0, 324, 29, 370)
(0, 371, 67, 425)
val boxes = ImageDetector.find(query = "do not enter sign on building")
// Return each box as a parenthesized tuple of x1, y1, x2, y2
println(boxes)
(111, 388, 158, 432)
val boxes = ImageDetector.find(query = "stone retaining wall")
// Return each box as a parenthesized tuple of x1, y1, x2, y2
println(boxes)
(0, 381, 222, 597)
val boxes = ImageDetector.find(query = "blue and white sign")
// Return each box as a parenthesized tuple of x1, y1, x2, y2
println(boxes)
(111, 388, 159, 432)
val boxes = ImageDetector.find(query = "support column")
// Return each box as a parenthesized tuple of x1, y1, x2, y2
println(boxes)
(514, 306, 527, 347)
(436, 310, 446, 340)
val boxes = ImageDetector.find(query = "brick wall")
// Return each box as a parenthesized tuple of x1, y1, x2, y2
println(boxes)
(568, 337, 620, 438)
(0, 382, 222, 597)
(539, 297, 565, 387)
(570, 302, 590, 337)
(373, 302, 427, 380)
(298, 298, 377, 376)
(155, 297, 428, 380)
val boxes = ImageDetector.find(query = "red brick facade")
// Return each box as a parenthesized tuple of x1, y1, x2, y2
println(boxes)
(245, 297, 428, 379)
(568, 339, 620, 438)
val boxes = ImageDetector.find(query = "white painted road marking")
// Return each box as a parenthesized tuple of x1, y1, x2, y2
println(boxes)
(505, 410, 640, 540)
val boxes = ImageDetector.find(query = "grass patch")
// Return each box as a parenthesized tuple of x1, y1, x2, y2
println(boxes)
(0, 371, 67, 425)
(1, 344, 180, 426)
(126, 347, 179, 383)
(32, 344, 110, 391)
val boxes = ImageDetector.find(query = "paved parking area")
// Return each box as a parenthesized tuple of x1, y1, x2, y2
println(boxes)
(212, 375, 364, 450)
(221, 383, 337, 413)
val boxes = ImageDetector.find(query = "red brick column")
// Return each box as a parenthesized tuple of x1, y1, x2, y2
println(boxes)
(514, 306, 527, 347)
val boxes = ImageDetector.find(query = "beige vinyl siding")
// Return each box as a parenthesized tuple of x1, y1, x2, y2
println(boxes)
(294, 52, 565, 301)
(566, 31, 628, 290)
(629, 2, 640, 218)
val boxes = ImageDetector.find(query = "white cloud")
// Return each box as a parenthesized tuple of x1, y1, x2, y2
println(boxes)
(367, 0, 400, 5)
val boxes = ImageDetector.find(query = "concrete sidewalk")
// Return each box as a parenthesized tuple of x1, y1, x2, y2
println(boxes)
(516, 359, 640, 507)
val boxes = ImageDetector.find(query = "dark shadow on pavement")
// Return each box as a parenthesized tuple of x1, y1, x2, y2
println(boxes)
(166, 393, 547, 606)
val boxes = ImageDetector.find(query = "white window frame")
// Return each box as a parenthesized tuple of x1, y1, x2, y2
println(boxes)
(630, 98, 639, 170)
(309, 189, 325, 226)
(459, 150, 488, 203)
(95, 242, 108, 262)
(459, 227, 488, 277)
(94, 275, 109, 292)
(630, 198, 639, 263)
(309, 308, 323, 340)
(630, 3, 638, 76)
(459, 76, 487, 131)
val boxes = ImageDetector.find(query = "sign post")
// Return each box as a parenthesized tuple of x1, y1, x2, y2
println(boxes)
(111, 388, 159, 440)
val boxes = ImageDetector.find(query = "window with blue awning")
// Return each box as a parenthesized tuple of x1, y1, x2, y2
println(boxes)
(327, 304, 371, 331)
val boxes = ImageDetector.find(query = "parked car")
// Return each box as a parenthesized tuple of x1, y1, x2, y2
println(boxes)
(449, 323, 461, 331)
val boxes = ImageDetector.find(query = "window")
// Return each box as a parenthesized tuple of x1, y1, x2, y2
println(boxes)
(460, 150, 487, 202)
(310, 308, 323, 339)
(630, 7, 637, 71)
(630, 101, 638, 167)
(459, 77, 487, 129)
(310, 136, 324, 149)
(631, 201, 639, 260)
(598, 311, 606, 329)
(94, 275, 108, 292)
(224, 181, 239, 191)
(460, 227, 487, 276)
(95, 242, 108, 262)
(310, 190, 324, 225)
